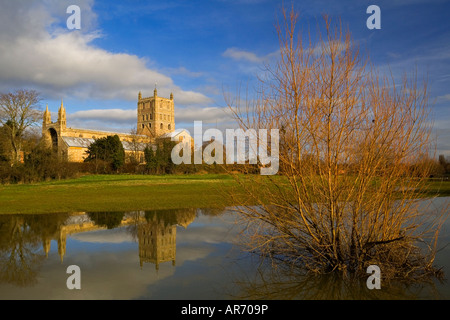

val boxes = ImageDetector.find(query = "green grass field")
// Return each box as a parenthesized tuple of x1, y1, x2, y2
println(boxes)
(422, 179, 450, 197)
(0, 174, 449, 214)
(0, 174, 245, 214)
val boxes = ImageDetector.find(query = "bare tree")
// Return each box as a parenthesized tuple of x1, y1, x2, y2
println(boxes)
(0, 89, 41, 164)
(128, 127, 147, 165)
(226, 8, 448, 282)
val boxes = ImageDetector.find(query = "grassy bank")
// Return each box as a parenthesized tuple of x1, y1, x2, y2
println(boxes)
(0, 174, 448, 214)
(422, 179, 450, 197)
(0, 174, 245, 214)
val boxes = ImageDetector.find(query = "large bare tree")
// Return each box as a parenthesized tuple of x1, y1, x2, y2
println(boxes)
(0, 89, 41, 164)
(226, 8, 448, 282)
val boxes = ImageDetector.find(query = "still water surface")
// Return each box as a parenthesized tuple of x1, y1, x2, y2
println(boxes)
(0, 198, 449, 300)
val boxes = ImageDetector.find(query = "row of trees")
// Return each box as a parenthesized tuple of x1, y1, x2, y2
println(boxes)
(438, 155, 450, 176)
(1, 125, 447, 184)
(83, 136, 197, 174)
(0, 128, 227, 184)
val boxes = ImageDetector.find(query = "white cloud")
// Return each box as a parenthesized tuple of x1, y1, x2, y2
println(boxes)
(311, 40, 347, 57)
(166, 66, 204, 78)
(172, 90, 213, 106)
(69, 109, 136, 123)
(223, 41, 346, 65)
(71, 228, 135, 244)
(223, 47, 279, 64)
(175, 106, 234, 124)
(64, 109, 136, 132)
(437, 94, 450, 103)
(64, 105, 234, 132)
(0, 0, 211, 107)
(223, 48, 266, 63)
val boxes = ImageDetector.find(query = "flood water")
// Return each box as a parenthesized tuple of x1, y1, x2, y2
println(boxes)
(0, 198, 449, 300)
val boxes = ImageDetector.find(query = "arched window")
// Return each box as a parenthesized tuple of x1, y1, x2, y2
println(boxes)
(149, 123, 152, 128)
(168, 124, 171, 130)
(160, 123, 163, 129)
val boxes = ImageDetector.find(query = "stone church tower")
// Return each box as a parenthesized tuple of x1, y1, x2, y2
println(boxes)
(137, 88, 175, 137)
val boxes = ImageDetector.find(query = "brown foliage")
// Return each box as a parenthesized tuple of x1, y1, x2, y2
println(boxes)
(226, 8, 449, 282)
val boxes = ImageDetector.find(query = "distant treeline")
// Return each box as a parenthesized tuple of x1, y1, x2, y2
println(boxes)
(0, 127, 448, 185)
(0, 131, 245, 184)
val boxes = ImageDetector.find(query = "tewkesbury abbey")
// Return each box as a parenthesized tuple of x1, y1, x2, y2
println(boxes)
(42, 88, 190, 162)
(39, 209, 197, 271)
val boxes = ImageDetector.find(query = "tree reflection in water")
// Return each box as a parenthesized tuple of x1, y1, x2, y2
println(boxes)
(87, 212, 125, 229)
(0, 208, 446, 298)
(0, 209, 200, 287)
(0, 213, 69, 287)
(229, 256, 445, 300)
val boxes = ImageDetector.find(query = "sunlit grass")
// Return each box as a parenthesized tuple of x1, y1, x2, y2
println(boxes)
(0, 174, 245, 214)
(0, 174, 448, 214)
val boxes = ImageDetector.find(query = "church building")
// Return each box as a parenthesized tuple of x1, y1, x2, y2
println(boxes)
(41, 89, 188, 162)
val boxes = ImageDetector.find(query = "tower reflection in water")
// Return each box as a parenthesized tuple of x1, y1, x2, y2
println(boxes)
(137, 209, 196, 270)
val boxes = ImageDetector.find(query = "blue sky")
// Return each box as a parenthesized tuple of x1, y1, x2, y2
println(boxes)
(0, 0, 449, 156)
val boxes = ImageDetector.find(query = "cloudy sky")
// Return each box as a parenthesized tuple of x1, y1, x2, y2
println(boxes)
(0, 0, 449, 155)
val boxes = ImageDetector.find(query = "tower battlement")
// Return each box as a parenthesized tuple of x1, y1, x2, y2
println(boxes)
(137, 89, 175, 137)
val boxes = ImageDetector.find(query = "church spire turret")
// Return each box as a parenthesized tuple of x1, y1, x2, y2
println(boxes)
(43, 104, 51, 125)
(58, 99, 66, 128)
(42, 237, 51, 258)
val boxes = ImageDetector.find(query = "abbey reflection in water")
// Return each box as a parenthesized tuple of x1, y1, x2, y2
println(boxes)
(137, 209, 196, 270)
(0, 209, 198, 286)
(52, 209, 196, 269)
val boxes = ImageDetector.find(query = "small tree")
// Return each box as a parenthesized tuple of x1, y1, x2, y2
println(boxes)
(226, 8, 448, 282)
(84, 135, 125, 172)
(127, 127, 143, 165)
(0, 125, 11, 163)
(438, 154, 449, 175)
(156, 139, 176, 174)
(24, 141, 59, 181)
(144, 140, 176, 174)
(144, 145, 157, 173)
(0, 90, 41, 164)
